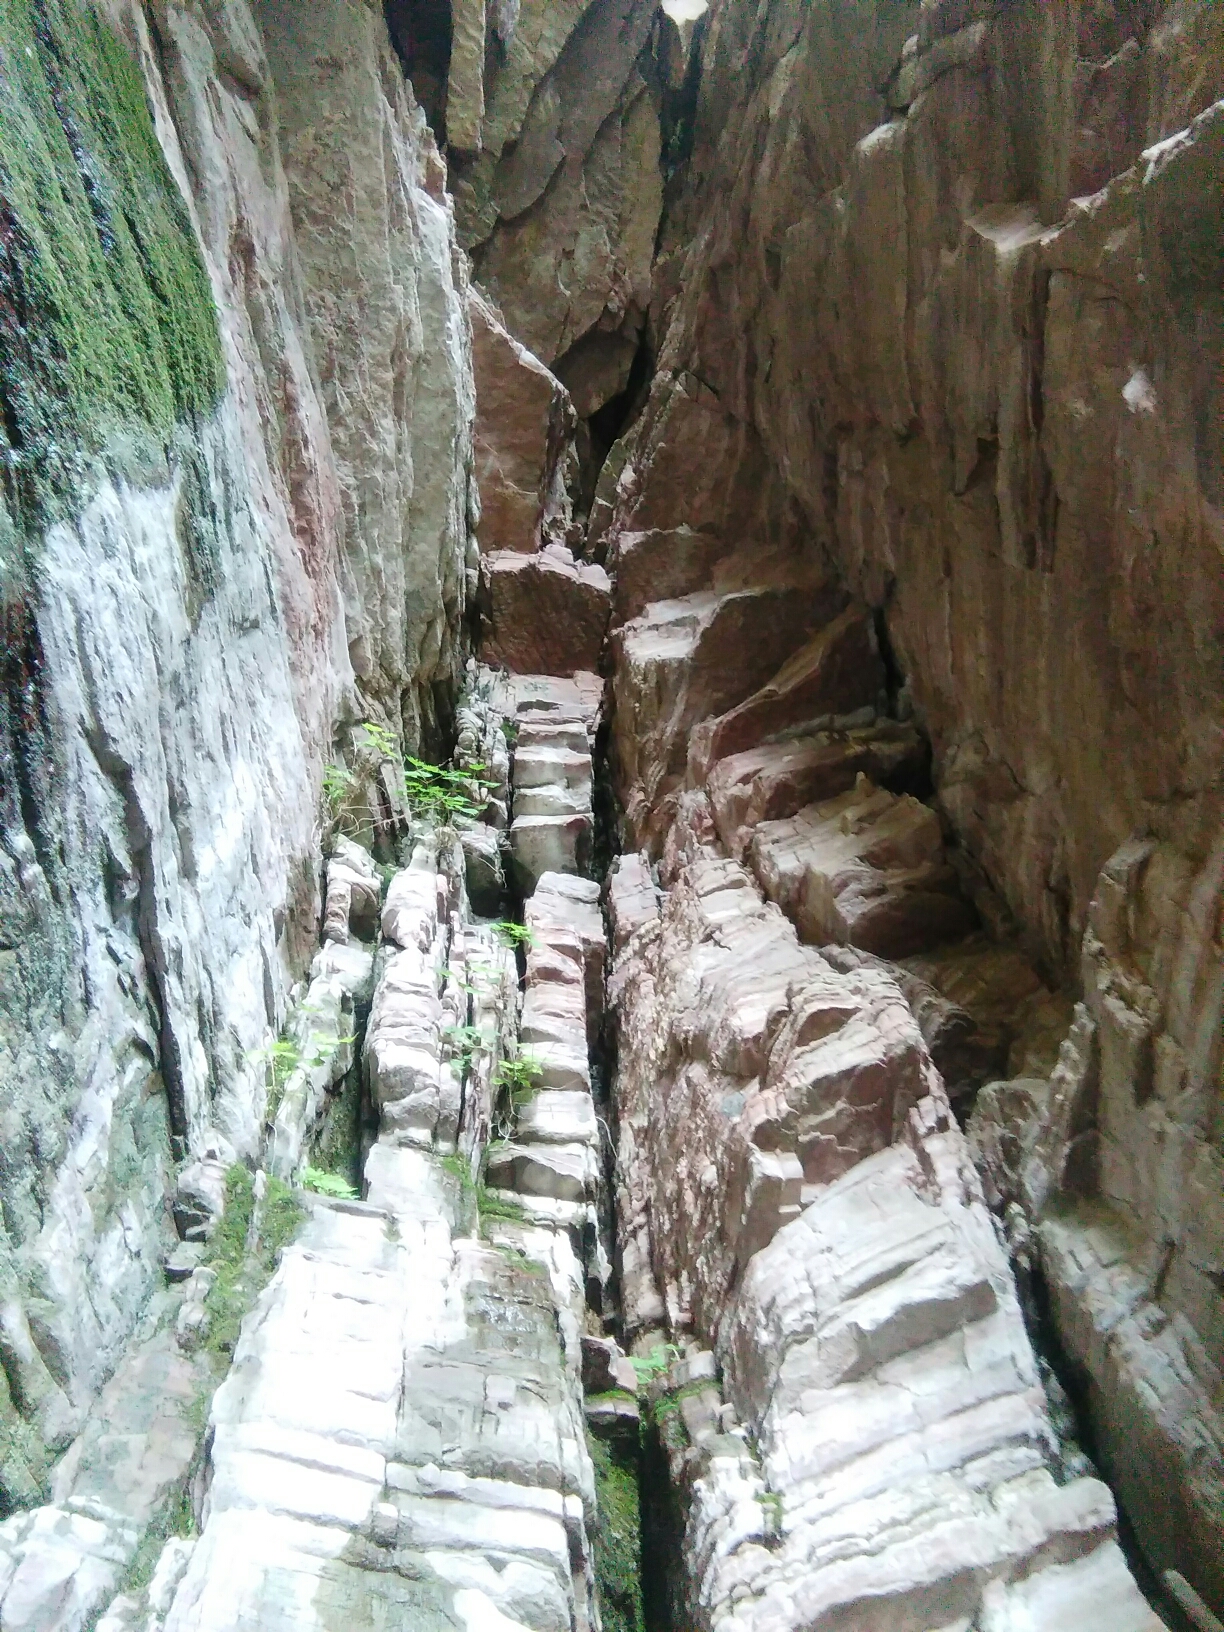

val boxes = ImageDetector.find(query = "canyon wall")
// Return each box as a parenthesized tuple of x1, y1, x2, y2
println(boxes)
(0, 0, 1220, 1629)
(600, 0, 1223, 1618)
(0, 0, 473, 1511)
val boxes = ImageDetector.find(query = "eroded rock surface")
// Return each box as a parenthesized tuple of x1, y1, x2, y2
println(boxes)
(609, 850, 1161, 1632)
(0, 0, 474, 1511)
(1, 2, 1219, 1629)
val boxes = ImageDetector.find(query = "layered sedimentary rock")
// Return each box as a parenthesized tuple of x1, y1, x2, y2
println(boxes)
(601, 0, 1223, 1615)
(608, 848, 1161, 1631)
(156, 848, 599, 1632)
(0, 1, 1219, 1628)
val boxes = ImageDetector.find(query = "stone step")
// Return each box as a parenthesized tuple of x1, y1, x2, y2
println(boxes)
(509, 814, 592, 891)
(484, 1141, 599, 1204)
(512, 743, 593, 794)
(749, 773, 977, 959)
(513, 783, 592, 819)
(515, 719, 590, 755)
(516, 1089, 598, 1147)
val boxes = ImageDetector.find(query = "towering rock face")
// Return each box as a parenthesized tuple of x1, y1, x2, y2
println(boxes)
(0, 0, 473, 1512)
(0, 0, 1220, 1629)
(404, 0, 668, 418)
(601, 0, 1223, 1620)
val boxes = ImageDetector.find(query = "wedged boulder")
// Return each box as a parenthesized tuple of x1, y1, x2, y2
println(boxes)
(509, 670, 604, 733)
(528, 1038, 592, 1095)
(520, 951, 588, 1048)
(706, 722, 926, 859)
(580, 1337, 638, 1398)
(322, 838, 381, 945)
(480, 547, 611, 674)
(457, 822, 504, 915)
(750, 774, 977, 957)
(687, 604, 885, 781)
(470, 290, 575, 554)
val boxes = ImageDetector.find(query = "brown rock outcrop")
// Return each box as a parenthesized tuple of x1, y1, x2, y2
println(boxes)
(608, 846, 1162, 1632)
(610, 548, 846, 848)
(749, 775, 978, 958)
(600, 4, 1223, 1609)
(470, 289, 577, 553)
(446, 0, 665, 416)
(686, 604, 885, 782)
(478, 546, 611, 674)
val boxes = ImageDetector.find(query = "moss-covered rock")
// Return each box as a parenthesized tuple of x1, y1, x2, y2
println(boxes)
(588, 1430, 644, 1632)
(201, 1166, 304, 1370)
(0, 0, 224, 540)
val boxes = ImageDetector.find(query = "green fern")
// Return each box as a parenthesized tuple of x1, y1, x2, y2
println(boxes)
(300, 1166, 358, 1200)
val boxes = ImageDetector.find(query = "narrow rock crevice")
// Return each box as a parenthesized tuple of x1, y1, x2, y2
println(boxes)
(0, 1, 1219, 1630)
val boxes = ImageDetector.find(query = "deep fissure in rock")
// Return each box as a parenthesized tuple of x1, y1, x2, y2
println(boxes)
(0, 1, 1220, 1629)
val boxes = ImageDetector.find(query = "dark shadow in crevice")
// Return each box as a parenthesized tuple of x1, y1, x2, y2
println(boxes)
(1025, 1257, 1190, 1632)
(384, 0, 452, 142)
(639, 1422, 682, 1632)
(579, 331, 655, 516)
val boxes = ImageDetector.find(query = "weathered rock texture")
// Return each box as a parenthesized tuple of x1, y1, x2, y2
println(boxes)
(602, 0, 1223, 1615)
(442, 0, 669, 416)
(1, 1, 1220, 1628)
(470, 289, 577, 554)
(0, 0, 473, 1512)
(608, 851, 1162, 1632)
(159, 849, 599, 1632)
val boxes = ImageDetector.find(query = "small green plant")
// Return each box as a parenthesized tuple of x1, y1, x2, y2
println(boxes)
(322, 762, 355, 812)
(495, 1053, 543, 1097)
(250, 1037, 299, 1123)
(492, 1052, 544, 1141)
(403, 756, 495, 824)
(501, 718, 519, 747)
(629, 1343, 681, 1389)
(358, 721, 398, 760)
(301, 1166, 359, 1200)
(254, 1037, 299, 1086)
(756, 1489, 784, 1535)
(322, 721, 399, 830)
(443, 958, 502, 997)
(443, 1024, 492, 1072)
(250, 1028, 355, 1124)
(492, 920, 534, 951)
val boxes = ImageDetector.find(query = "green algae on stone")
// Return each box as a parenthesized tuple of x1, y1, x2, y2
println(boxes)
(0, 0, 224, 535)
(201, 1166, 303, 1369)
(588, 1430, 644, 1632)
